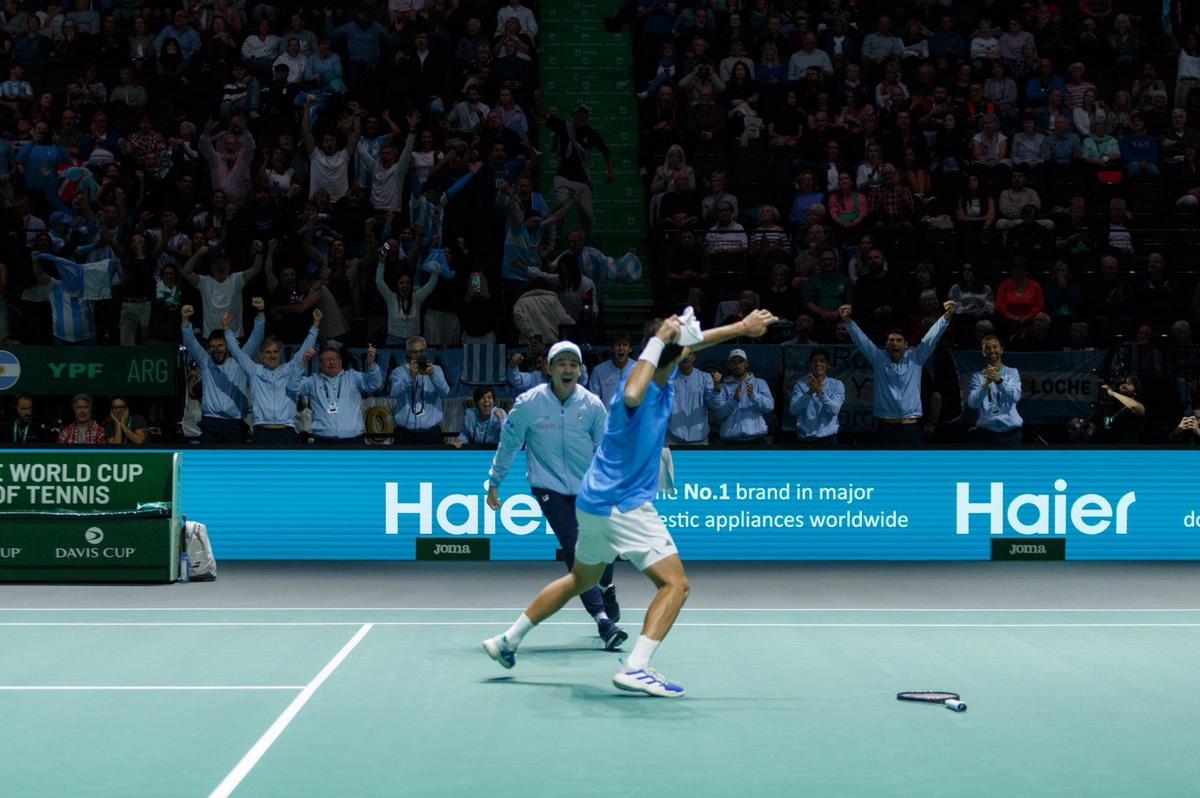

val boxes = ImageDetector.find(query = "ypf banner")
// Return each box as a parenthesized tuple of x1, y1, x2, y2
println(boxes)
(0, 347, 179, 396)
(950, 350, 1105, 425)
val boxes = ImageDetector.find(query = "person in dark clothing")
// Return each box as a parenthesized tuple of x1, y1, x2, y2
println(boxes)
(1, 395, 51, 444)
(545, 103, 614, 244)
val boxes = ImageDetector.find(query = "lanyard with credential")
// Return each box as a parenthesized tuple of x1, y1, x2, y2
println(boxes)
(412, 372, 424, 415)
(13, 421, 28, 444)
(321, 373, 344, 405)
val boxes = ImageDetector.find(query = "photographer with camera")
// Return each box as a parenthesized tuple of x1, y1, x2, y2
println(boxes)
(389, 336, 449, 444)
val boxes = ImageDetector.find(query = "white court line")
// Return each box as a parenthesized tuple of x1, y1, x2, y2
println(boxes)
(5, 620, 1200, 629)
(0, 685, 304, 691)
(208, 623, 373, 798)
(5, 607, 1200, 612)
(0, 622, 369, 627)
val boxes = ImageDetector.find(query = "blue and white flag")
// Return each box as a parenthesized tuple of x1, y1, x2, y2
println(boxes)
(460, 344, 507, 386)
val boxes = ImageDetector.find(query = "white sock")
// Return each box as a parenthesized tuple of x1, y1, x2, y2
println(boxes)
(503, 613, 535, 648)
(593, 611, 610, 624)
(625, 635, 660, 670)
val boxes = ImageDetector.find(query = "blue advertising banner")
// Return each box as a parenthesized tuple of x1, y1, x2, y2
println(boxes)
(156, 449, 1200, 561)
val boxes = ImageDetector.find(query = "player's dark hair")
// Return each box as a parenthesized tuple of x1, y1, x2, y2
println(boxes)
(809, 348, 831, 363)
(643, 318, 684, 366)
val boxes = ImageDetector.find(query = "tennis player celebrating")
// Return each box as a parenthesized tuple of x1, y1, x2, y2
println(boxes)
(483, 308, 779, 697)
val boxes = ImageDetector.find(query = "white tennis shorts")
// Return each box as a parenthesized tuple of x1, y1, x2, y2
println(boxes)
(575, 503, 678, 572)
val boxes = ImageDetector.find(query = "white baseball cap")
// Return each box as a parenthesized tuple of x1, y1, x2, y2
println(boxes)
(548, 341, 582, 364)
(728, 348, 748, 361)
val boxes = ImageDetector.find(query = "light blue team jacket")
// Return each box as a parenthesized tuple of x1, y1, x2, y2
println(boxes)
(668, 368, 719, 443)
(488, 383, 607, 495)
(789, 376, 846, 439)
(225, 326, 319, 427)
(389, 365, 450, 431)
(292, 365, 384, 438)
(967, 366, 1023, 432)
(848, 315, 948, 420)
(711, 376, 775, 441)
(182, 312, 265, 420)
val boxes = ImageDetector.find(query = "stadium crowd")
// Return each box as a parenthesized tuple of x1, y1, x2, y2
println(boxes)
(0, 0, 1199, 447)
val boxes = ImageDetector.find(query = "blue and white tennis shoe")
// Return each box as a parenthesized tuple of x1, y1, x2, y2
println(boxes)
(482, 635, 517, 669)
(612, 666, 685, 697)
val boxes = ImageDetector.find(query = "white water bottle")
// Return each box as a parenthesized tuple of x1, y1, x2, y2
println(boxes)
(179, 548, 190, 583)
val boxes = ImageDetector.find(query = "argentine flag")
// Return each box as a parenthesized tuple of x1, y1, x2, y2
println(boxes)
(0, 350, 20, 391)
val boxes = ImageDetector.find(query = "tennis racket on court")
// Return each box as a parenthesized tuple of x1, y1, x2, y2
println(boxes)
(897, 691, 967, 712)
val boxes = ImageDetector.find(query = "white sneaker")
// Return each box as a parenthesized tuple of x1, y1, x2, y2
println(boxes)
(482, 635, 517, 669)
(612, 665, 685, 697)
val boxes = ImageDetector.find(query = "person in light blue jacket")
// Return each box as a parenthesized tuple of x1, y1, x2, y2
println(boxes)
(841, 299, 956, 445)
(711, 348, 775, 443)
(789, 348, 845, 445)
(486, 340, 626, 650)
(453, 387, 507, 447)
(668, 350, 719, 444)
(293, 344, 383, 443)
(388, 335, 450, 444)
(966, 335, 1023, 446)
(587, 332, 634, 407)
(181, 298, 266, 443)
(224, 308, 321, 444)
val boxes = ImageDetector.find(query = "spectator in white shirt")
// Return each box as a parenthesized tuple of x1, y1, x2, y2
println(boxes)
(496, 0, 537, 42)
(302, 96, 360, 201)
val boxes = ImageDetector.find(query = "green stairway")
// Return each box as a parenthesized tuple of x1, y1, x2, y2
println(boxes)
(539, 3, 652, 335)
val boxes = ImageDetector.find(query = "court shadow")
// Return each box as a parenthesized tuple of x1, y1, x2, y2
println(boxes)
(519, 643, 615, 655)
(479, 678, 707, 718)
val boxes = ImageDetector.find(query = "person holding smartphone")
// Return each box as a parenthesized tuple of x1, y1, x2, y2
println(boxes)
(1170, 410, 1200, 444)
(460, 270, 501, 345)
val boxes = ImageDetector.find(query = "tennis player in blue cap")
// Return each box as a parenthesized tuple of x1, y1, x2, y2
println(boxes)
(484, 308, 778, 696)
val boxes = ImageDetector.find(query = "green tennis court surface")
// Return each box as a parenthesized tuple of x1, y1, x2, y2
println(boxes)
(2, 600, 1198, 796)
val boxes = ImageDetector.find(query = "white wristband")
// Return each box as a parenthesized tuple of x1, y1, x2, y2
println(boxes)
(638, 337, 666, 367)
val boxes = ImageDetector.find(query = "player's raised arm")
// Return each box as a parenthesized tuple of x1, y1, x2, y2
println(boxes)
(688, 309, 778, 353)
(623, 317, 683, 410)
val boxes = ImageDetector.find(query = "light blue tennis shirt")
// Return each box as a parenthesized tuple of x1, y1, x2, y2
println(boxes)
(967, 366, 1023, 432)
(488, 383, 607, 495)
(225, 326, 318, 427)
(292, 365, 383, 438)
(848, 315, 948, 420)
(182, 313, 265, 419)
(578, 370, 675, 516)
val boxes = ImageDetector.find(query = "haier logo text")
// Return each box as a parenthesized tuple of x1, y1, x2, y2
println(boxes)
(956, 480, 1136, 535)
(385, 482, 550, 536)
